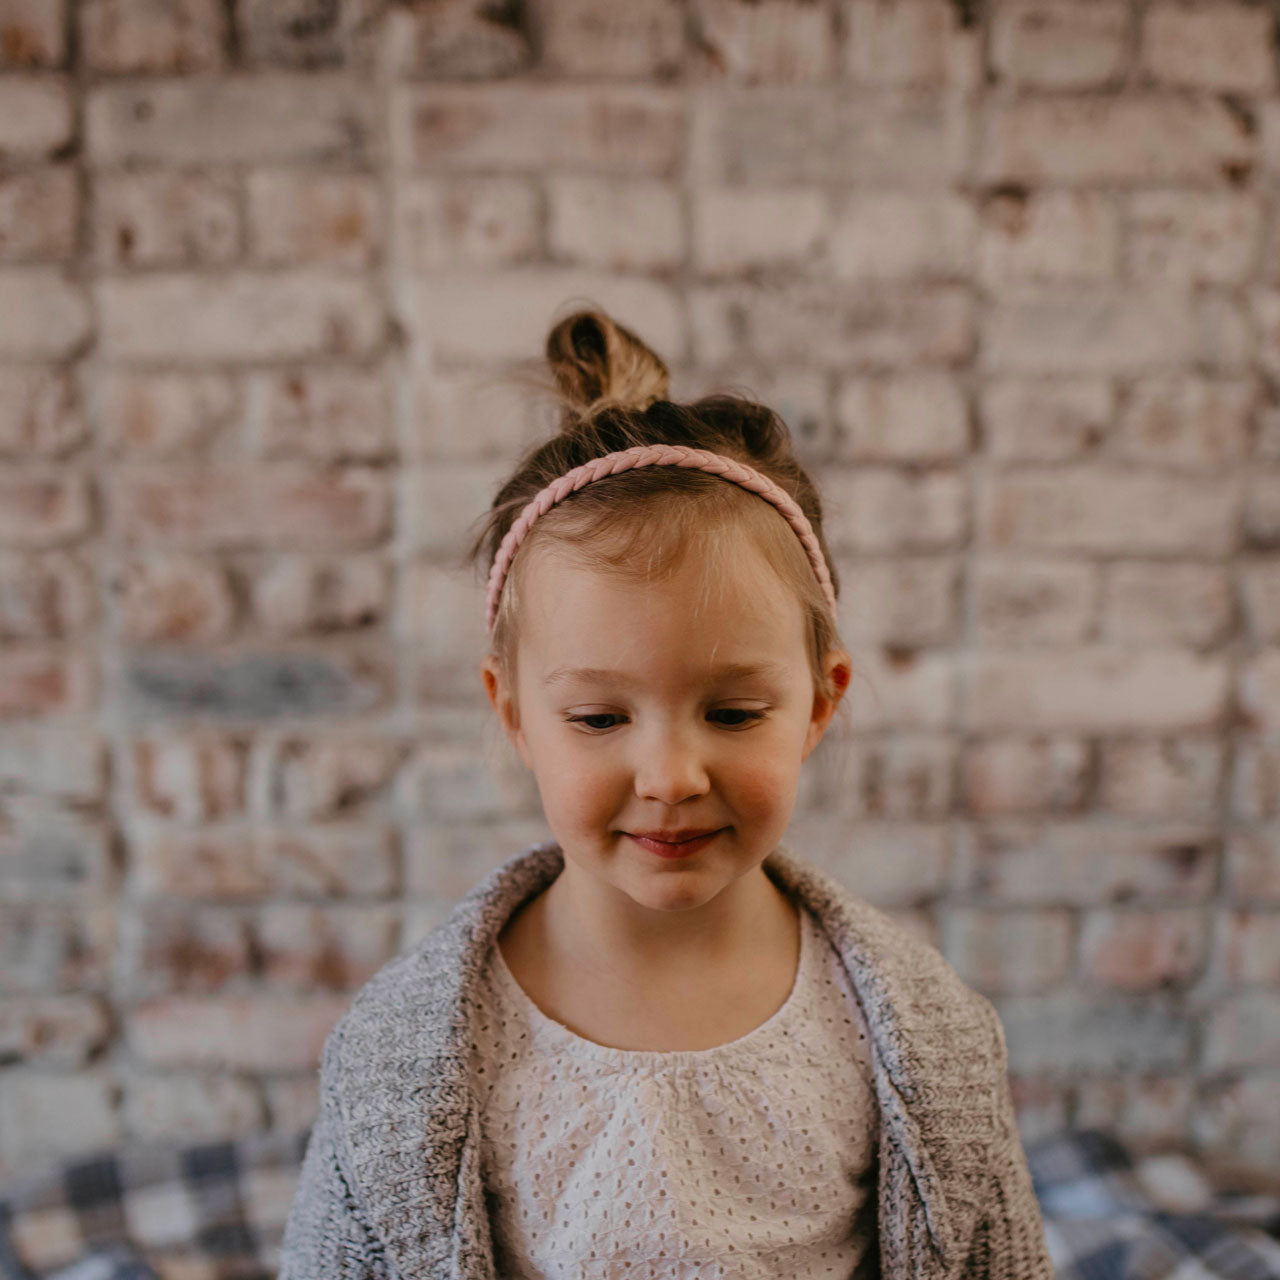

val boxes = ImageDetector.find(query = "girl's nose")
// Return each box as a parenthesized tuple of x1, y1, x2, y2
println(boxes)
(633, 728, 711, 806)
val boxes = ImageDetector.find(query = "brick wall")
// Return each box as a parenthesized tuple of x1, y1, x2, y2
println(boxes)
(1, 0, 1277, 1184)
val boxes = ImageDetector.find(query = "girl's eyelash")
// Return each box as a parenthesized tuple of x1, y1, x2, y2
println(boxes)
(565, 709, 767, 732)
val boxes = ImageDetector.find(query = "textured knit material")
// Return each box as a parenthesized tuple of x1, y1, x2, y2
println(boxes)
(278, 841, 1056, 1280)
(476, 902, 880, 1278)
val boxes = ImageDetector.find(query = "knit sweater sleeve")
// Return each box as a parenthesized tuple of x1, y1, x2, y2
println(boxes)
(959, 1000, 1056, 1280)
(278, 1054, 395, 1280)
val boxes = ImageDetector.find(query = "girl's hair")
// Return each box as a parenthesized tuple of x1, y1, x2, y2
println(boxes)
(468, 309, 847, 702)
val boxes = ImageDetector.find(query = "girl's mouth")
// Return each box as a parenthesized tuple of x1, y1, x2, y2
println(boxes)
(626, 829, 723, 859)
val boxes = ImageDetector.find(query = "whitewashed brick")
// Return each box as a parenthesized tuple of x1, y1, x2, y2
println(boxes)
(396, 176, 539, 271)
(1202, 992, 1280, 1072)
(825, 468, 966, 552)
(401, 561, 489, 693)
(87, 76, 375, 165)
(96, 371, 239, 456)
(1241, 563, 1280, 643)
(0, 167, 76, 261)
(115, 554, 237, 644)
(837, 558, 959, 646)
(81, 0, 224, 73)
(977, 468, 1237, 555)
(0, 1071, 119, 1168)
(971, 558, 1096, 646)
(97, 274, 383, 362)
(548, 177, 683, 272)
(1240, 649, 1280, 735)
(402, 461, 508, 557)
(394, 84, 683, 175)
(406, 365, 549, 461)
(980, 96, 1253, 185)
(1226, 827, 1280, 901)
(1245, 471, 1280, 549)
(273, 735, 402, 821)
(1232, 739, 1280, 820)
(91, 170, 240, 268)
(989, 0, 1130, 88)
(1115, 377, 1253, 471)
(247, 170, 380, 268)
(1141, 2, 1274, 93)
(834, 373, 967, 462)
(401, 271, 684, 363)
(1127, 191, 1261, 287)
(0, 75, 72, 159)
(0, 268, 90, 359)
(1213, 909, 1280, 985)
(845, 0, 981, 89)
(694, 87, 970, 184)
(829, 192, 975, 280)
(979, 190, 1118, 283)
(1195, 291, 1253, 373)
(252, 366, 392, 462)
(252, 554, 389, 636)
(942, 908, 1073, 995)
(691, 187, 826, 275)
(1074, 1077, 1192, 1149)
(1101, 562, 1233, 648)
(122, 1073, 264, 1143)
(1098, 737, 1224, 820)
(979, 378, 1115, 463)
(962, 649, 1230, 733)
(960, 736, 1091, 815)
(0, 367, 85, 457)
(0, 0, 67, 67)
(981, 286, 1197, 373)
(389, 1, 530, 79)
(528, 0, 685, 78)
(837, 647, 955, 730)
(689, 0, 835, 82)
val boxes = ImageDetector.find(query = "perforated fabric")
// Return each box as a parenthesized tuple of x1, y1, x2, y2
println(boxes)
(474, 903, 880, 1279)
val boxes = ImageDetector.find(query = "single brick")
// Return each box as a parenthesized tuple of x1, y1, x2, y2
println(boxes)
(87, 76, 375, 165)
(1101, 563, 1233, 649)
(112, 464, 390, 549)
(0, 902, 113, 991)
(548, 176, 683, 273)
(390, 1, 530, 79)
(1126, 191, 1261, 287)
(971, 557, 1096, 646)
(122, 1072, 264, 1144)
(0, 806, 113, 893)
(981, 286, 1197, 373)
(689, 0, 835, 82)
(81, 0, 224, 72)
(941, 908, 1074, 995)
(128, 732, 248, 822)
(1225, 828, 1280, 901)
(1080, 907, 1207, 991)
(1115, 377, 1253, 472)
(980, 96, 1253, 185)
(0, 1072, 119, 1169)
(527, 0, 685, 78)
(251, 554, 389, 636)
(1240, 565, 1280, 644)
(976, 467, 1237, 554)
(844, 0, 980, 89)
(694, 87, 969, 184)
(1231, 739, 1280, 820)
(0, 167, 76, 261)
(396, 176, 539, 271)
(1213, 909, 1280, 985)
(0, 469, 91, 547)
(979, 377, 1114, 463)
(824, 467, 965, 552)
(0, 995, 110, 1064)
(114, 554, 237, 644)
(989, 0, 1129, 88)
(838, 733, 957, 818)
(0, 725, 104, 800)
(252, 903, 399, 989)
(236, 0, 379, 69)
(1098, 737, 1224, 821)
(127, 994, 349, 1070)
(97, 273, 383, 362)
(960, 736, 1091, 815)
(0, 76, 73, 159)
(1239, 649, 1280, 735)
(273, 735, 403, 821)
(1201, 992, 1280, 1071)
(91, 170, 239, 269)
(255, 366, 392, 462)
(834, 372, 968, 463)
(394, 83, 683, 175)
(117, 902, 251, 996)
(838, 558, 959, 648)
(979, 190, 1118, 283)
(961, 648, 1229, 732)
(0, 268, 90, 359)
(691, 187, 826, 275)
(830, 191, 974, 280)
(247, 170, 380, 268)
(1141, 1, 1274, 94)
(96, 371, 239, 457)
(0, 367, 84, 457)
(0, 0, 67, 67)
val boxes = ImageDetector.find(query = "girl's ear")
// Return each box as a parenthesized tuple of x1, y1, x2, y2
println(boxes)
(481, 654, 530, 766)
(803, 649, 852, 760)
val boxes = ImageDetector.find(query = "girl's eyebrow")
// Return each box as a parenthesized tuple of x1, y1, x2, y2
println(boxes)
(542, 661, 788, 689)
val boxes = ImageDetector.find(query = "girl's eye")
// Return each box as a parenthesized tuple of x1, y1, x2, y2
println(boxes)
(568, 713, 625, 731)
(708, 708, 766, 728)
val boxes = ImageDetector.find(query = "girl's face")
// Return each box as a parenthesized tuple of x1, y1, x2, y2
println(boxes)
(481, 535, 850, 923)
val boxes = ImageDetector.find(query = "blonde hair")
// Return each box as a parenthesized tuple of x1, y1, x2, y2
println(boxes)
(468, 309, 847, 703)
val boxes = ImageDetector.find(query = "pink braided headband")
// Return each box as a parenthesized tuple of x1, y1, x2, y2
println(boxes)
(484, 444, 838, 633)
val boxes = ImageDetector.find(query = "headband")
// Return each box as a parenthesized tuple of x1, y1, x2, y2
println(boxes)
(484, 443, 838, 633)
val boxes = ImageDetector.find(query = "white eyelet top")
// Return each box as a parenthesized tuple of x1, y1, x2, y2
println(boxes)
(472, 902, 881, 1279)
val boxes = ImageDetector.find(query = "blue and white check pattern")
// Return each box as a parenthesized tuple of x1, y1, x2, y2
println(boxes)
(0, 1127, 1276, 1279)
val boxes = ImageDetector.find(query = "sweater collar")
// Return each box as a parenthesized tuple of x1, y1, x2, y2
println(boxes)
(329, 842, 980, 1279)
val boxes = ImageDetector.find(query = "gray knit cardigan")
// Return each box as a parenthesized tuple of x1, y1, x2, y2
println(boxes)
(278, 841, 1055, 1279)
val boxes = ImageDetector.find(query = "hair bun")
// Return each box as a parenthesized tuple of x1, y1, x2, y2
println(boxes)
(545, 309, 670, 423)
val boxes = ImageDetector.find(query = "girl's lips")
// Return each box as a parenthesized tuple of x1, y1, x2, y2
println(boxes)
(626, 829, 723, 859)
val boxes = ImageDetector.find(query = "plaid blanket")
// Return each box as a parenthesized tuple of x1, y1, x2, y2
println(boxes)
(0, 1127, 1276, 1279)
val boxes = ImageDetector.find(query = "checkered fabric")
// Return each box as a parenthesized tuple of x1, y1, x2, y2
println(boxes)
(1025, 1129, 1280, 1280)
(1, 1127, 1277, 1279)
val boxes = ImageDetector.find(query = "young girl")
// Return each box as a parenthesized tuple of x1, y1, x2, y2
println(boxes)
(279, 311, 1053, 1279)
